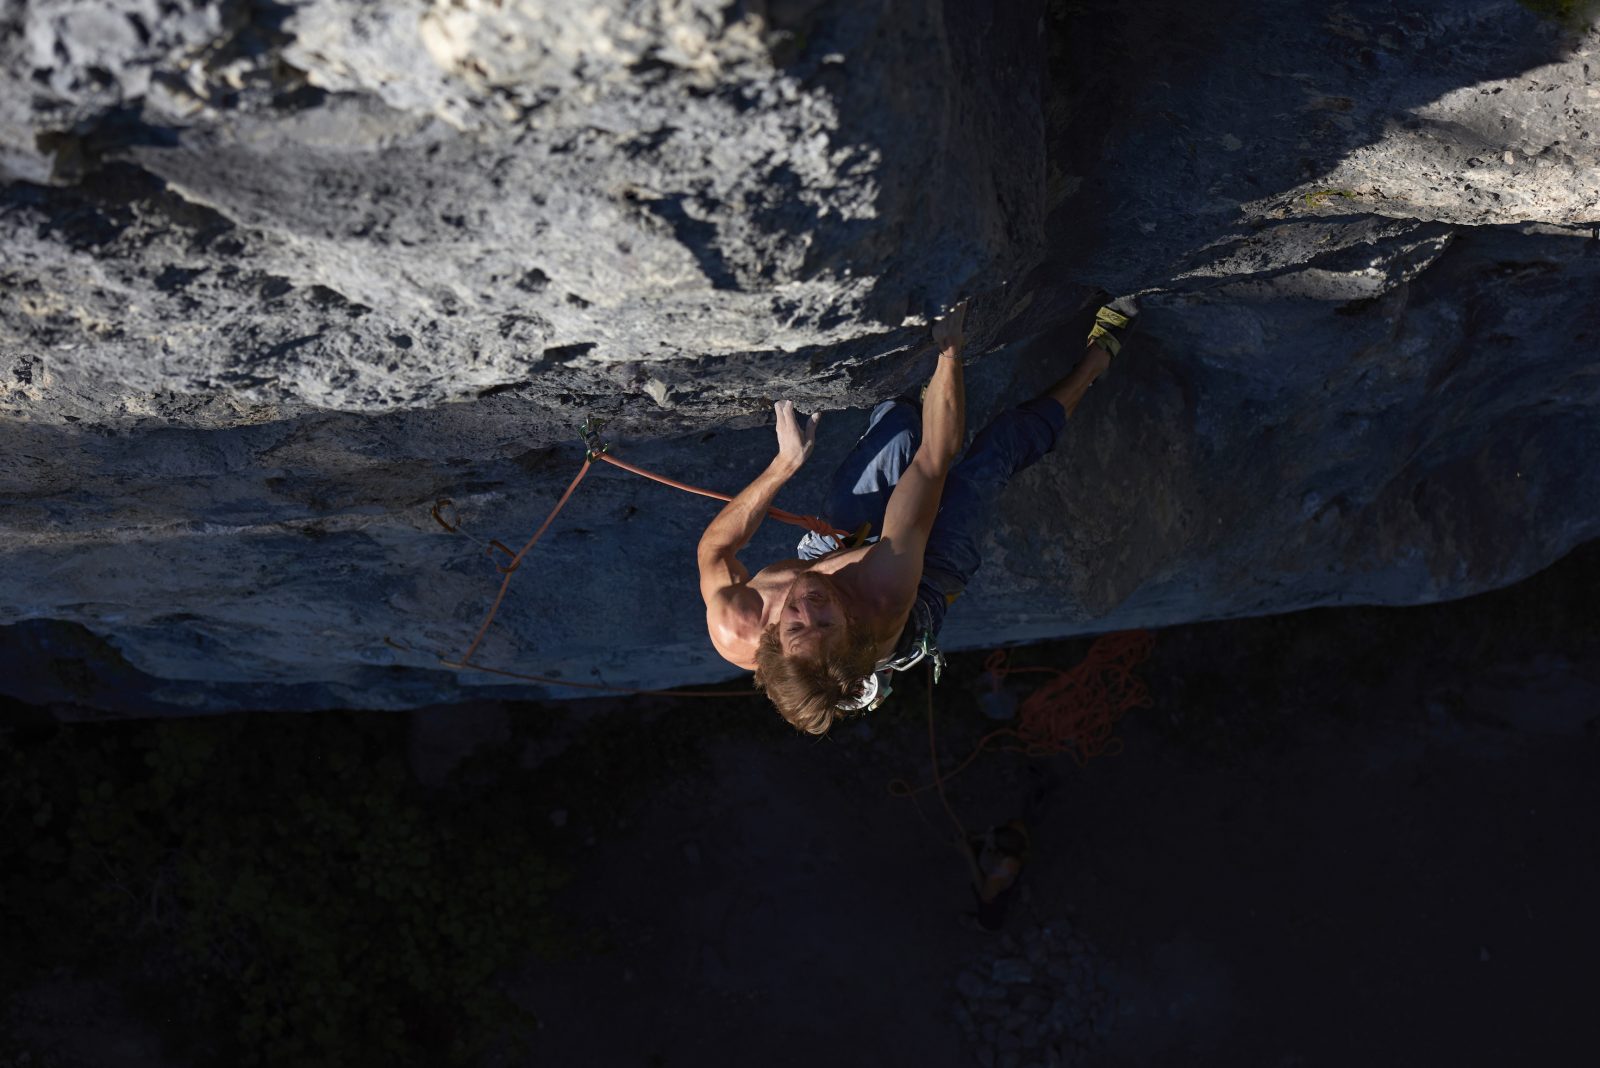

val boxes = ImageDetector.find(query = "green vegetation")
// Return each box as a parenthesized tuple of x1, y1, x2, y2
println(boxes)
(1518, 0, 1600, 29)
(1, 710, 570, 1066)
(1301, 187, 1360, 209)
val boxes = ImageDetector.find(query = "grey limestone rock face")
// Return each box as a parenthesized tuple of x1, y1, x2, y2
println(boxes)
(1, 0, 1598, 712)
(3, 0, 1043, 420)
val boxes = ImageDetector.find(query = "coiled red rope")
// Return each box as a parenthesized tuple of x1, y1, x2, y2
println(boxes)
(990, 633, 1156, 762)
(890, 630, 1156, 802)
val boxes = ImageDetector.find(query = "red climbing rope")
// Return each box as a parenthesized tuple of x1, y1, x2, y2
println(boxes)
(987, 634, 1156, 763)
(890, 630, 1156, 804)
(591, 452, 842, 537)
(422, 431, 841, 697)
(456, 458, 594, 666)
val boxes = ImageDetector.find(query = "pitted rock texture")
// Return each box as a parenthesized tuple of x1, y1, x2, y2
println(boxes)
(1, 0, 1599, 712)
(2, 0, 1044, 419)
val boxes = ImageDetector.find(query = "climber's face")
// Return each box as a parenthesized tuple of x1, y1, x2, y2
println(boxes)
(779, 572, 844, 659)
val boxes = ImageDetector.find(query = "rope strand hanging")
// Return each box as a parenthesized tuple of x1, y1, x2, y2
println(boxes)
(421, 418, 844, 699)
(888, 630, 1156, 803)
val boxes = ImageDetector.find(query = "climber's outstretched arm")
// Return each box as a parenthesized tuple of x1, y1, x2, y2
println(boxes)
(696, 458, 783, 598)
(698, 400, 818, 663)
(859, 303, 967, 614)
(696, 400, 817, 585)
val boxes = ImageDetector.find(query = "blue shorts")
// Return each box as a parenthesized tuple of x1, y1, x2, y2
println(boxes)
(797, 396, 1067, 652)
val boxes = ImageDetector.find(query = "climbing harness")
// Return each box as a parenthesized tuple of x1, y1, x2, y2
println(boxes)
(836, 612, 948, 714)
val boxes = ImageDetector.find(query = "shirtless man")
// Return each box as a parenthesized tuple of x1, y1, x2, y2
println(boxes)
(698, 301, 1122, 733)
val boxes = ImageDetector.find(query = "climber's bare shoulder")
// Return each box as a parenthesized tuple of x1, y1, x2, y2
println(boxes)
(705, 583, 763, 669)
(702, 557, 806, 668)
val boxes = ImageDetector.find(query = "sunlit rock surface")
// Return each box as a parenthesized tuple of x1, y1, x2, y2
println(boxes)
(2, 0, 1598, 712)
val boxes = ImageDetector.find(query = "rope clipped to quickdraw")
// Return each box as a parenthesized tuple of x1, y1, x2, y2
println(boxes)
(419, 417, 845, 697)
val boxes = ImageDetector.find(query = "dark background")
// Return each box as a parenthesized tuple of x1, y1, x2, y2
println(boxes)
(5, 538, 1597, 1067)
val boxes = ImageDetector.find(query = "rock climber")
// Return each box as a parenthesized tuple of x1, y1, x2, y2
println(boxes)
(697, 300, 1131, 734)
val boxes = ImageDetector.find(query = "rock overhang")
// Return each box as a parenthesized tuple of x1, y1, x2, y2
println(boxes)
(2, 0, 1598, 712)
